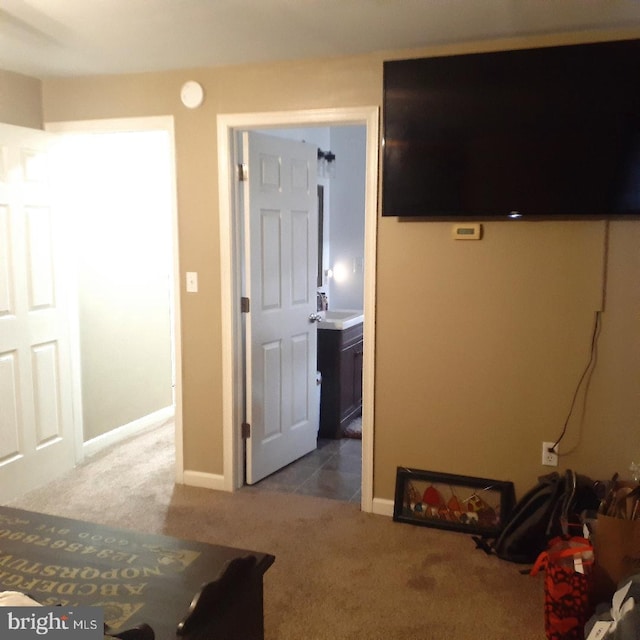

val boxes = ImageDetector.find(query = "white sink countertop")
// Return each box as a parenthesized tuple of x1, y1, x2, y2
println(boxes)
(317, 309, 364, 330)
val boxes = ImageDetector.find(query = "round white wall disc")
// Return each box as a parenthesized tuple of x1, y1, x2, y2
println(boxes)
(180, 81, 204, 108)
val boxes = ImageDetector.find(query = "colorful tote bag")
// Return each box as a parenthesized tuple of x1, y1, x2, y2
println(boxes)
(531, 536, 595, 640)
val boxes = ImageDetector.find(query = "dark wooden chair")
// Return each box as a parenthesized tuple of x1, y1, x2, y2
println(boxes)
(105, 623, 155, 640)
(176, 555, 259, 639)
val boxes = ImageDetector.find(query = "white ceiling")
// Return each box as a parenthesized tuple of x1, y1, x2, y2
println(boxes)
(2, 0, 640, 78)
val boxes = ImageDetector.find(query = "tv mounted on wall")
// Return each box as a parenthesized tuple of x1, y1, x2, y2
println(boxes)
(382, 39, 640, 219)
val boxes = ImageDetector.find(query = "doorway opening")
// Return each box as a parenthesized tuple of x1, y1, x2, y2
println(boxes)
(249, 124, 365, 502)
(217, 107, 378, 512)
(46, 117, 182, 479)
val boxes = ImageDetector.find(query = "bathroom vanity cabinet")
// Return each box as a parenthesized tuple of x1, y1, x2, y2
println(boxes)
(317, 323, 363, 438)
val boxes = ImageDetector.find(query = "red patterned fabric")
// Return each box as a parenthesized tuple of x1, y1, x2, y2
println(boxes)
(531, 537, 594, 640)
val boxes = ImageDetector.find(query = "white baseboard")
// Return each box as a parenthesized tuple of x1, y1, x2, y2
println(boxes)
(82, 406, 174, 458)
(182, 470, 227, 492)
(372, 497, 394, 517)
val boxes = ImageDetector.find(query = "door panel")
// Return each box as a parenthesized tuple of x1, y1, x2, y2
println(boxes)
(260, 210, 281, 309)
(0, 352, 20, 459)
(243, 131, 318, 484)
(291, 332, 309, 425)
(291, 211, 310, 303)
(0, 205, 11, 313)
(26, 205, 55, 307)
(0, 124, 76, 503)
(262, 340, 282, 440)
(32, 341, 62, 443)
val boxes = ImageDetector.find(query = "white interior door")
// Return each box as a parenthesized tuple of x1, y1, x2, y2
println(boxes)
(243, 131, 318, 484)
(0, 124, 76, 502)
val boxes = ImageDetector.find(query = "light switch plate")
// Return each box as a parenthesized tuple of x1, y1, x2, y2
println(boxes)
(186, 272, 198, 293)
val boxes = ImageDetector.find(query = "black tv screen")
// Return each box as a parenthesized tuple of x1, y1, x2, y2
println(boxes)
(382, 40, 640, 219)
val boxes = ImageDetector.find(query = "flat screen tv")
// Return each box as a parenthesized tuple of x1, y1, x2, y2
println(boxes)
(382, 40, 640, 219)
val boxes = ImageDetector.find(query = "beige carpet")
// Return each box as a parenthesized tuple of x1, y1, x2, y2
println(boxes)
(9, 422, 545, 639)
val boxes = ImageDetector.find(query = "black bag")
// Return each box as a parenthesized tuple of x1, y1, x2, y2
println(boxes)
(474, 470, 599, 564)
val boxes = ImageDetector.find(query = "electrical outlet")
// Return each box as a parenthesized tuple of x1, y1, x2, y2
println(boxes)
(542, 441, 558, 466)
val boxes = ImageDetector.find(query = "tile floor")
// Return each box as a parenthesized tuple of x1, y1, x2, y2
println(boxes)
(246, 437, 362, 503)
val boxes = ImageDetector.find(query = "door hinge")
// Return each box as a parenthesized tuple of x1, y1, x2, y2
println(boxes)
(241, 422, 251, 439)
(241, 297, 250, 313)
(237, 163, 248, 182)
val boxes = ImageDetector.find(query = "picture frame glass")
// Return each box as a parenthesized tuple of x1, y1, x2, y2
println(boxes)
(393, 468, 515, 536)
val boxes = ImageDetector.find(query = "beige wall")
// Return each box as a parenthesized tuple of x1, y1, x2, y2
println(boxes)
(37, 29, 640, 498)
(40, 54, 381, 476)
(0, 70, 43, 128)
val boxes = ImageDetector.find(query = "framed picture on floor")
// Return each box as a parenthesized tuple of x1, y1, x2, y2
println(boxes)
(393, 467, 515, 536)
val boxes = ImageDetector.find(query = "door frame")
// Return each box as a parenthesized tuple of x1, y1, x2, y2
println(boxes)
(217, 107, 379, 511)
(45, 116, 184, 481)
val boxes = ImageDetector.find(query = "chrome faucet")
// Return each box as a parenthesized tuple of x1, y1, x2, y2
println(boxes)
(317, 292, 328, 311)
